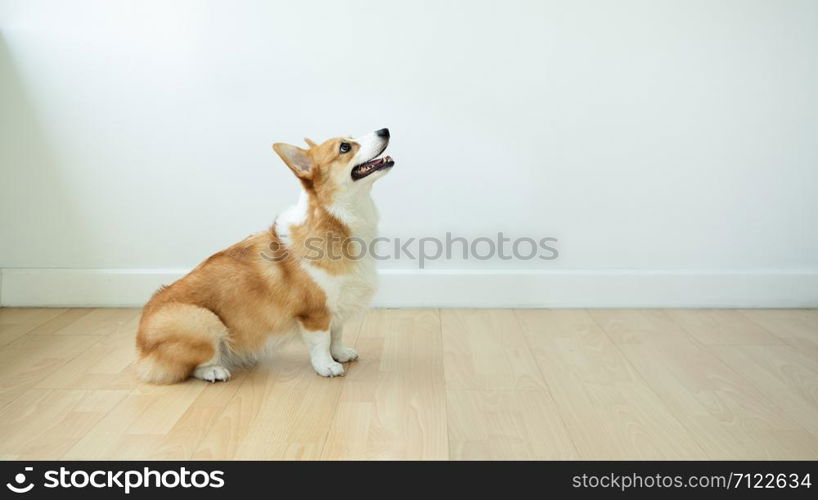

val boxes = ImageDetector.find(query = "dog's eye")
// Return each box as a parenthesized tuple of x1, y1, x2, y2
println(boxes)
(339, 142, 351, 154)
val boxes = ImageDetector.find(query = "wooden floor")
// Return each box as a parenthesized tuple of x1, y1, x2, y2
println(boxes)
(0, 308, 817, 460)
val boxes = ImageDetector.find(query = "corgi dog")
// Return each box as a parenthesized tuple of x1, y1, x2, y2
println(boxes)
(135, 128, 393, 383)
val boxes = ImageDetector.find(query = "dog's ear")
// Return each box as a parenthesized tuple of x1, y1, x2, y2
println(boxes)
(304, 137, 317, 148)
(273, 143, 314, 179)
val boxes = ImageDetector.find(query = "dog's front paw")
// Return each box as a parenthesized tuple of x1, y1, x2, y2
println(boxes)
(331, 346, 359, 363)
(313, 359, 345, 377)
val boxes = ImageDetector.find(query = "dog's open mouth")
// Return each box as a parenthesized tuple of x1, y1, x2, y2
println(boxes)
(351, 155, 394, 180)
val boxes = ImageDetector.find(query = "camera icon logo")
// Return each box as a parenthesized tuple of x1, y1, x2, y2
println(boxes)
(6, 467, 34, 494)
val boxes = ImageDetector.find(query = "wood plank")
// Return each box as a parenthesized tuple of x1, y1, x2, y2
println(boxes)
(320, 309, 448, 460)
(23, 309, 94, 336)
(0, 308, 68, 347)
(741, 309, 818, 360)
(708, 343, 818, 438)
(190, 366, 274, 460)
(194, 314, 366, 460)
(0, 389, 129, 460)
(516, 309, 704, 459)
(30, 308, 140, 336)
(664, 309, 782, 345)
(36, 315, 141, 390)
(143, 371, 250, 459)
(0, 334, 99, 409)
(229, 342, 346, 460)
(447, 389, 577, 460)
(0, 389, 83, 459)
(591, 309, 818, 459)
(63, 382, 208, 459)
(441, 309, 547, 391)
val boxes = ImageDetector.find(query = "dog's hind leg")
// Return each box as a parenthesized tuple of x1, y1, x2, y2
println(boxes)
(192, 359, 231, 383)
(136, 304, 231, 384)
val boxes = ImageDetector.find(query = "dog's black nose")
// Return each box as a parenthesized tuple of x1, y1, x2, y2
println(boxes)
(376, 128, 390, 139)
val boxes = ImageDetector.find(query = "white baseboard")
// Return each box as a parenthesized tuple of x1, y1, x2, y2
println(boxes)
(1, 268, 817, 308)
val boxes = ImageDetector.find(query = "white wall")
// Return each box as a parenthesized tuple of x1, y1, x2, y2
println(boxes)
(2, 0, 817, 306)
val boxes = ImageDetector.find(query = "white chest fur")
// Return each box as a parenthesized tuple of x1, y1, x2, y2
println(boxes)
(277, 188, 380, 325)
(302, 256, 377, 323)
